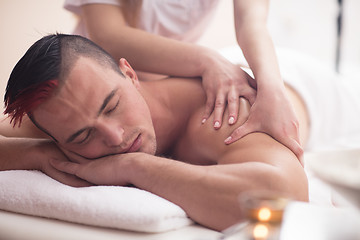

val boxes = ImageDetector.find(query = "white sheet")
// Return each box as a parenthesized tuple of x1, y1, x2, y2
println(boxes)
(0, 170, 193, 233)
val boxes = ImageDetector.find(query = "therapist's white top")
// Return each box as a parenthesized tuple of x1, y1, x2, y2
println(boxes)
(64, 0, 220, 42)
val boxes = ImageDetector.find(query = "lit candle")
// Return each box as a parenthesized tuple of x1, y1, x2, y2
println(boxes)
(240, 191, 289, 224)
(239, 191, 289, 240)
(258, 207, 272, 222)
(253, 223, 269, 239)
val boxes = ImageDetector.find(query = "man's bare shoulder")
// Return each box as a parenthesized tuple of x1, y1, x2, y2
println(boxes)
(174, 97, 298, 168)
(153, 77, 300, 168)
(0, 115, 48, 139)
(173, 98, 251, 164)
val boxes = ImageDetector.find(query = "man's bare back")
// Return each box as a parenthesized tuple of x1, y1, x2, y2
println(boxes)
(148, 74, 309, 167)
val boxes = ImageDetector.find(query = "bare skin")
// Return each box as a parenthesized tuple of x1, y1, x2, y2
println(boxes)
(80, 0, 303, 158)
(0, 57, 309, 231)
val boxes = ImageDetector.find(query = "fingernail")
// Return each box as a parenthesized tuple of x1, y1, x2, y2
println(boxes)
(214, 121, 220, 128)
(201, 118, 207, 124)
(225, 136, 232, 143)
(228, 116, 235, 125)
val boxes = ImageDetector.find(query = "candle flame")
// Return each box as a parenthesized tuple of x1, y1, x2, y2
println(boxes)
(253, 223, 269, 239)
(258, 207, 272, 222)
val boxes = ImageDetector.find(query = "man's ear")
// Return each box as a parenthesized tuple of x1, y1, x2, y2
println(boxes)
(118, 58, 140, 88)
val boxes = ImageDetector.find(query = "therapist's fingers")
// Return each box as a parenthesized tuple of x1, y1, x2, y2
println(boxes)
(227, 88, 240, 125)
(274, 120, 304, 165)
(242, 86, 257, 106)
(202, 92, 216, 123)
(213, 93, 227, 129)
(225, 120, 255, 144)
(277, 135, 304, 166)
(225, 122, 304, 167)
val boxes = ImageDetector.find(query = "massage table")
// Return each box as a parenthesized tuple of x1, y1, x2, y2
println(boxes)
(1, 197, 359, 240)
(0, 210, 220, 240)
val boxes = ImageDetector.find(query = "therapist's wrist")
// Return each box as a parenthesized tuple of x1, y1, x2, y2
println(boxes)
(196, 47, 223, 77)
(257, 85, 288, 106)
(255, 74, 286, 93)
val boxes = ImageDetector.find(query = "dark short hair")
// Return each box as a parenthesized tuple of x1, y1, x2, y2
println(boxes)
(4, 33, 124, 127)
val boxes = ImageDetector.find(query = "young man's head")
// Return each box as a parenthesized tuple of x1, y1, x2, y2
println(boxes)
(4, 34, 157, 161)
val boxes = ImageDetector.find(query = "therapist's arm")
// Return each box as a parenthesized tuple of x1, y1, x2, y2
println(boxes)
(81, 4, 256, 127)
(229, 0, 303, 159)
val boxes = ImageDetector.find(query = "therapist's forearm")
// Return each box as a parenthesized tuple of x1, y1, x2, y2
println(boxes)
(237, 26, 283, 91)
(234, 0, 284, 91)
(86, 24, 215, 78)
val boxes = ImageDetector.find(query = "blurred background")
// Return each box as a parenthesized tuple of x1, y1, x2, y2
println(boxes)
(1, 0, 359, 104)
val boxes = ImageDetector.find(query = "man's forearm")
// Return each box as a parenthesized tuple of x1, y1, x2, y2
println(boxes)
(52, 132, 307, 230)
(52, 151, 285, 230)
(0, 135, 50, 171)
(126, 153, 304, 231)
(51, 134, 308, 230)
(0, 135, 60, 171)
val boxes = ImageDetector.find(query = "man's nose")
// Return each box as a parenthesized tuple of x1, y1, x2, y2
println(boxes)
(96, 121, 125, 147)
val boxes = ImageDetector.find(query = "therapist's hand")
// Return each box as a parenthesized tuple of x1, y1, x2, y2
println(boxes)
(201, 56, 257, 127)
(224, 88, 304, 163)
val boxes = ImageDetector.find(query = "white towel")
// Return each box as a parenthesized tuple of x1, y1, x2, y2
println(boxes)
(0, 170, 193, 232)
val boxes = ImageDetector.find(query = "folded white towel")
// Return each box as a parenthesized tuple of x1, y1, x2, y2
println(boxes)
(0, 170, 193, 232)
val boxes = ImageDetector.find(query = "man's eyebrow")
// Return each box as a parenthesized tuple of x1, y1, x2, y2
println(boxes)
(97, 88, 118, 116)
(66, 88, 118, 143)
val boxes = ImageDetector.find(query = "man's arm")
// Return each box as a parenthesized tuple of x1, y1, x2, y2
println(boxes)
(0, 116, 45, 170)
(51, 131, 308, 231)
(0, 135, 42, 170)
(0, 116, 90, 187)
(131, 134, 308, 231)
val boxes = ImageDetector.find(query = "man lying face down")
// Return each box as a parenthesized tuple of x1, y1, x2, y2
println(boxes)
(2, 34, 308, 231)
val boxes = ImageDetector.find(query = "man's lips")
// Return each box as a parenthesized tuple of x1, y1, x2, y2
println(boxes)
(125, 134, 142, 153)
